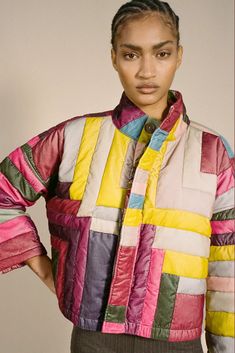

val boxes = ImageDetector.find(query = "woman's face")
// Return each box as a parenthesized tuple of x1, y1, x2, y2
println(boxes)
(112, 14, 183, 117)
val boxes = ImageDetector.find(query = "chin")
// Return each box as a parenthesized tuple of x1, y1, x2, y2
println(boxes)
(135, 95, 160, 108)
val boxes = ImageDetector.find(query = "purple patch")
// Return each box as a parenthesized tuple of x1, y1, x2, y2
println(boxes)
(211, 232, 235, 246)
(0, 188, 26, 209)
(56, 181, 72, 199)
(49, 217, 92, 324)
(126, 224, 156, 323)
(79, 231, 118, 329)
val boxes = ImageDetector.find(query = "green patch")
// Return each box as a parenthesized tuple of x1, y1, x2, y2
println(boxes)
(151, 327, 169, 340)
(105, 304, 126, 323)
(151, 273, 179, 339)
(21, 143, 47, 186)
(51, 248, 59, 282)
(211, 208, 235, 221)
(0, 157, 40, 202)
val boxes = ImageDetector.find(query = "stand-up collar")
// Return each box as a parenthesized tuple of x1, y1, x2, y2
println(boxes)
(112, 90, 189, 140)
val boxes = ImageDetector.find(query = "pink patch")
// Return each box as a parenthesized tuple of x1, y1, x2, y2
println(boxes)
(207, 276, 234, 292)
(140, 249, 165, 328)
(137, 324, 152, 338)
(0, 232, 46, 273)
(131, 182, 147, 196)
(108, 246, 136, 306)
(211, 219, 234, 234)
(9, 148, 47, 194)
(216, 165, 234, 196)
(0, 172, 34, 207)
(102, 322, 125, 334)
(51, 235, 68, 308)
(0, 216, 36, 243)
(32, 124, 64, 181)
(169, 327, 202, 342)
(27, 135, 40, 148)
(170, 293, 204, 332)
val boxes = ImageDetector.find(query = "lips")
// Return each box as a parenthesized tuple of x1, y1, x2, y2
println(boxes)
(136, 84, 159, 94)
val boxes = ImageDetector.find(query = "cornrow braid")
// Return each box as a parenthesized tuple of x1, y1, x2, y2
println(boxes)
(111, 0, 180, 49)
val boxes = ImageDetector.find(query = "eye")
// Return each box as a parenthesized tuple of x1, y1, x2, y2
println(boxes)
(157, 51, 171, 59)
(123, 52, 139, 60)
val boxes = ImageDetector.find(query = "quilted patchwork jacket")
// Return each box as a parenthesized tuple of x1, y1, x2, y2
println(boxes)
(0, 91, 234, 352)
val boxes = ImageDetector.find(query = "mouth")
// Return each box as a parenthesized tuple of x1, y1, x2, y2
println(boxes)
(136, 84, 159, 94)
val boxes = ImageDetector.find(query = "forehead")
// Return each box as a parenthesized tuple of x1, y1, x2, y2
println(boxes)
(117, 14, 175, 47)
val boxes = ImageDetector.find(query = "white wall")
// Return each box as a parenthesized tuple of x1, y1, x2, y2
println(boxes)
(0, 1, 234, 352)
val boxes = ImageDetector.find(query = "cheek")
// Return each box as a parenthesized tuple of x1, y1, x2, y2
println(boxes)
(118, 66, 135, 86)
(161, 62, 178, 80)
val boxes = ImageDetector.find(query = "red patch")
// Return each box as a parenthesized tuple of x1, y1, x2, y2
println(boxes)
(32, 123, 65, 182)
(170, 293, 204, 330)
(51, 235, 68, 309)
(108, 246, 136, 306)
(201, 133, 231, 175)
(46, 196, 81, 215)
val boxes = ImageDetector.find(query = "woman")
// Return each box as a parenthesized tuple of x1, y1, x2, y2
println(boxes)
(0, 1, 234, 353)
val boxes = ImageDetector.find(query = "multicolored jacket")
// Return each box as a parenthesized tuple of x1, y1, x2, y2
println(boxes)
(0, 91, 234, 352)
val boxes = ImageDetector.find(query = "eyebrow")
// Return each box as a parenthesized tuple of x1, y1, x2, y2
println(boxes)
(119, 40, 175, 51)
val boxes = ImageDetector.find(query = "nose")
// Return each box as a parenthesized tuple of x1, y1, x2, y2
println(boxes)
(137, 55, 156, 79)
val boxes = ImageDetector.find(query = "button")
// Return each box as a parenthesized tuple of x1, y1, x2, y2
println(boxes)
(145, 122, 157, 134)
(127, 180, 132, 189)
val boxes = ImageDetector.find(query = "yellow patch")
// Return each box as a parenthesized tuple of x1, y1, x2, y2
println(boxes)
(123, 208, 143, 227)
(163, 250, 208, 279)
(209, 245, 235, 262)
(70, 117, 103, 200)
(206, 311, 235, 337)
(96, 129, 130, 208)
(143, 208, 211, 237)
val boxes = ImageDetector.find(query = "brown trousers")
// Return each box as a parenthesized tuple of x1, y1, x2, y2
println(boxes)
(70, 326, 204, 353)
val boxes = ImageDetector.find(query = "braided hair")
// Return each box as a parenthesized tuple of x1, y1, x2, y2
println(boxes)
(111, 0, 180, 49)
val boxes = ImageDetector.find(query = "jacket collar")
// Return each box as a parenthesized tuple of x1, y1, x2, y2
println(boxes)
(112, 90, 190, 140)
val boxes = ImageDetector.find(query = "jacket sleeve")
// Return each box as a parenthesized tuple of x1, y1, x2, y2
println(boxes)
(0, 122, 65, 273)
(206, 137, 235, 353)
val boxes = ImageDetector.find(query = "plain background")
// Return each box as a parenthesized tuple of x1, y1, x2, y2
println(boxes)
(0, 1, 234, 352)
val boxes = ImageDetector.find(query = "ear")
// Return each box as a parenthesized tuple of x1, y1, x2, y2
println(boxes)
(111, 48, 118, 71)
(176, 45, 183, 69)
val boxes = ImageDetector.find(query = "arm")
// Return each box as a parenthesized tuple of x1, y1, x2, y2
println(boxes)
(206, 137, 234, 352)
(25, 255, 55, 294)
(0, 122, 65, 278)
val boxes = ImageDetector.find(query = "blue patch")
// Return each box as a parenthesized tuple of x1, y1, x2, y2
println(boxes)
(121, 115, 148, 140)
(149, 128, 169, 151)
(128, 193, 145, 209)
(220, 136, 234, 158)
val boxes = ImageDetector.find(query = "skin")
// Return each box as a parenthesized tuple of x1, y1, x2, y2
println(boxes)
(25, 255, 55, 294)
(26, 13, 183, 293)
(112, 13, 183, 120)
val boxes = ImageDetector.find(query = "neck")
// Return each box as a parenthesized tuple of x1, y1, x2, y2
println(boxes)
(140, 102, 170, 121)
(135, 95, 170, 121)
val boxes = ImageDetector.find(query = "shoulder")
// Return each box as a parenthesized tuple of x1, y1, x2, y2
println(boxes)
(64, 109, 113, 126)
(37, 109, 114, 140)
(189, 120, 220, 136)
